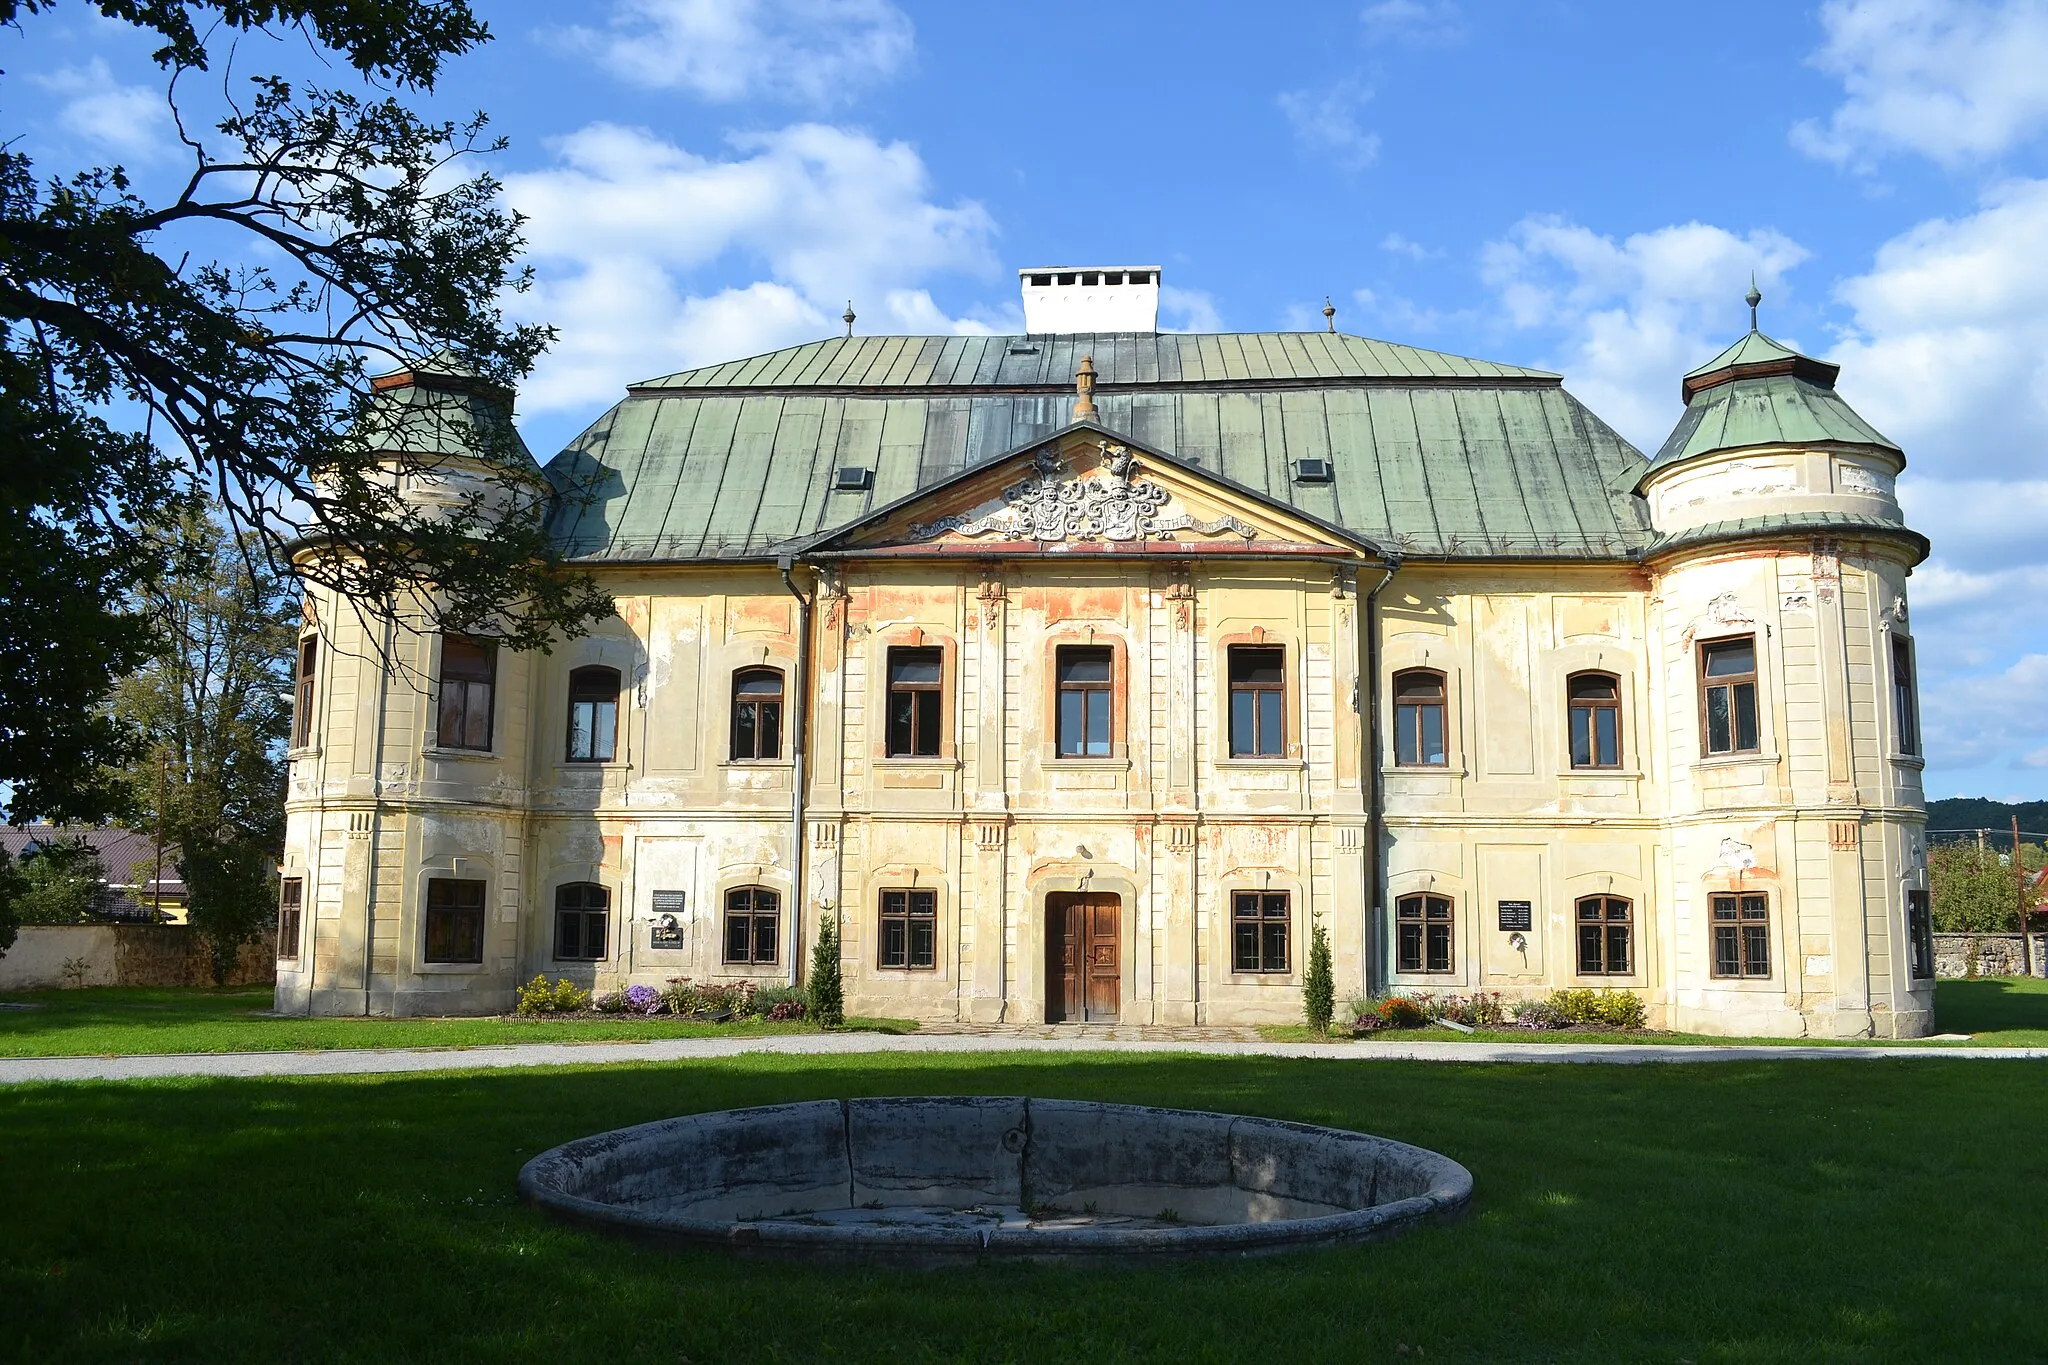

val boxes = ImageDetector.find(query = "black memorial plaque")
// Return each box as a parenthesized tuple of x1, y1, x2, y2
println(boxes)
(649, 891, 686, 947)
(1497, 900, 1533, 933)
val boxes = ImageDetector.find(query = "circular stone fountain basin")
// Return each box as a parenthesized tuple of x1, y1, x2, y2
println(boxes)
(519, 1097, 1471, 1261)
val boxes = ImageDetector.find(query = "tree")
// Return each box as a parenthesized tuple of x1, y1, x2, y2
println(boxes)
(112, 508, 297, 980)
(0, 848, 21, 957)
(1928, 841, 2044, 934)
(6, 839, 118, 925)
(1, 0, 609, 821)
(807, 914, 845, 1028)
(1303, 917, 1334, 1034)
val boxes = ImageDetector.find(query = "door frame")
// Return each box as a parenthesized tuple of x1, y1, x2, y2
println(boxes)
(1030, 874, 1138, 1024)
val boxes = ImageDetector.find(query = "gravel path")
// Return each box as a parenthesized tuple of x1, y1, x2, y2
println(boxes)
(2, 1031, 2043, 1085)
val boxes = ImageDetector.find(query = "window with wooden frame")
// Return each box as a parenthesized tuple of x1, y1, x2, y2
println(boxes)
(731, 667, 784, 761)
(277, 877, 303, 962)
(1568, 672, 1622, 769)
(1907, 889, 1934, 980)
(1231, 891, 1290, 973)
(1710, 892, 1770, 978)
(436, 635, 496, 751)
(565, 666, 620, 763)
(1228, 645, 1286, 757)
(878, 888, 937, 969)
(422, 877, 486, 963)
(554, 882, 610, 961)
(1395, 893, 1454, 973)
(723, 887, 779, 965)
(1699, 637, 1759, 756)
(1055, 646, 1113, 757)
(1575, 895, 1633, 975)
(1393, 669, 1447, 767)
(292, 636, 317, 748)
(1892, 636, 1919, 757)
(886, 647, 943, 757)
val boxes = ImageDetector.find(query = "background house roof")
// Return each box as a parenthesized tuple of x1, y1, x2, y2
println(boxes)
(544, 331, 1653, 563)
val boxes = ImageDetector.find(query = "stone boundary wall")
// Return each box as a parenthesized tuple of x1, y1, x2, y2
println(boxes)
(0, 925, 275, 991)
(1933, 933, 2048, 980)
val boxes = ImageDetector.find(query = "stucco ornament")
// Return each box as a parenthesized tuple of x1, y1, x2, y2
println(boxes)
(910, 444, 1256, 543)
(1715, 838, 1757, 872)
(1705, 592, 1752, 627)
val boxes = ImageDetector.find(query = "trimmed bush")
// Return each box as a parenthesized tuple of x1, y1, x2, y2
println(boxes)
(1303, 918, 1334, 1033)
(514, 976, 591, 1016)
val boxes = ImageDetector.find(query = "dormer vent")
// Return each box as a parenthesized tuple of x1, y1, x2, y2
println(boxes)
(1019, 265, 1161, 334)
(832, 467, 872, 492)
(1294, 457, 1334, 483)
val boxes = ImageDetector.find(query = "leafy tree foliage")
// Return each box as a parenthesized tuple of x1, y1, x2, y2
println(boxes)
(1928, 841, 2043, 934)
(6, 839, 119, 924)
(1, 0, 608, 821)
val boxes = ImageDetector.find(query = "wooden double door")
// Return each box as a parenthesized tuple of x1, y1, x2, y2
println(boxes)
(1047, 893, 1120, 1023)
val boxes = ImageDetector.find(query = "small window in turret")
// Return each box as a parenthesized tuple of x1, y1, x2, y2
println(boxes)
(1699, 638, 1759, 757)
(437, 635, 497, 751)
(1892, 636, 1919, 757)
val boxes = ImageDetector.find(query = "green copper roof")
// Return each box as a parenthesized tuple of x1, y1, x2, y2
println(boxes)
(544, 333, 1651, 563)
(1647, 511, 1927, 563)
(1683, 330, 1804, 381)
(363, 355, 539, 472)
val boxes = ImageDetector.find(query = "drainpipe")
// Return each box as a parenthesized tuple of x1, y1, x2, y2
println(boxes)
(779, 557, 813, 989)
(1362, 558, 1399, 998)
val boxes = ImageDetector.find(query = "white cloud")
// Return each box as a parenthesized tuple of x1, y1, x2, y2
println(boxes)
(1360, 0, 1466, 45)
(503, 122, 997, 413)
(1380, 232, 1441, 261)
(1794, 0, 2048, 166)
(1920, 652, 2048, 771)
(1276, 80, 1381, 171)
(31, 58, 170, 161)
(565, 0, 913, 103)
(1160, 286, 1223, 333)
(1479, 215, 1809, 450)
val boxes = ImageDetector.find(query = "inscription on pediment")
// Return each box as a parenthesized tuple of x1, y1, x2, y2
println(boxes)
(908, 444, 1258, 544)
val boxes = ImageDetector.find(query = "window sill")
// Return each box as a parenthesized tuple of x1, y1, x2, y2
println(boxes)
(1559, 767, 1644, 780)
(415, 960, 488, 974)
(1047, 755, 1132, 771)
(1890, 754, 1926, 770)
(719, 759, 794, 770)
(554, 761, 631, 774)
(1383, 765, 1469, 778)
(287, 745, 321, 761)
(423, 746, 498, 762)
(1216, 756, 1305, 770)
(1691, 751, 1781, 773)
(874, 756, 960, 770)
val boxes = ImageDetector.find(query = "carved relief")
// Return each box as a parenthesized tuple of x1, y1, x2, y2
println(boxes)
(1164, 563, 1195, 630)
(909, 444, 1258, 544)
(1838, 463, 1894, 497)
(975, 566, 1006, 629)
(1706, 592, 1752, 627)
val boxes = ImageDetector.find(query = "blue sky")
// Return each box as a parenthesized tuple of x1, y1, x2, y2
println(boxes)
(11, 0, 2048, 798)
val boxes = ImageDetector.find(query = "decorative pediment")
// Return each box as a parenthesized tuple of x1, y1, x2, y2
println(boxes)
(909, 443, 1258, 545)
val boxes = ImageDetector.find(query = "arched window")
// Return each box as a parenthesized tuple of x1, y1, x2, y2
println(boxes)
(1567, 672, 1622, 769)
(554, 882, 610, 961)
(1575, 895, 1633, 975)
(565, 666, 620, 763)
(731, 668, 784, 761)
(1393, 670, 1447, 766)
(1396, 893, 1454, 973)
(723, 887, 779, 965)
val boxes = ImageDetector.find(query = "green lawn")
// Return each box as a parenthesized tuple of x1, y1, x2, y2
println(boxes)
(0, 986, 915, 1057)
(2, 1053, 2044, 1361)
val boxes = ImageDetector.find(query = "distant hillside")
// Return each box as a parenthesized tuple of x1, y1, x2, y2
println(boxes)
(1926, 797, 2048, 840)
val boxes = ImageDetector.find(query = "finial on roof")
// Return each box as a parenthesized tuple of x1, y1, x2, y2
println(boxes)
(1322, 296, 1336, 333)
(843, 301, 856, 338)
(1745, 274, 1762, 332)
(1073, 355, 1098, 420)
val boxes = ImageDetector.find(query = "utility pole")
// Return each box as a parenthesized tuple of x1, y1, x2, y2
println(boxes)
(2017, 815, 2033, 979)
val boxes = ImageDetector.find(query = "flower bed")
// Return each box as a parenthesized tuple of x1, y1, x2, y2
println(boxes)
(1348, 988, 1648, 1036)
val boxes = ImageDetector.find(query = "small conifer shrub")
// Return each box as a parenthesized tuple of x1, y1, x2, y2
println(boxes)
(1303, 918, 1334, 1033)
(808, 914, 845, 1027)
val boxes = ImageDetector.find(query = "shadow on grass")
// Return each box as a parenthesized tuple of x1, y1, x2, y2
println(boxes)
(1935, 975, 2048, 1036)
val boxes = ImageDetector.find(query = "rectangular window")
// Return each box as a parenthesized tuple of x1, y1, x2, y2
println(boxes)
(722, 887, 779, 965)
(292, 636, 317, 748)
(1228, 646, 1285, 757)
(423, 877, 486, 964)
(1568, 673, 1622, 769)
(1055, 646, 1114, 757)
(878, 888, 938, 969)
(1231, 891, 1290, 973)
(731, 668, 784, 761)
(553, 882, 610, 961)
(1907, 888, 1934, 980)
(1700, 637, 1760, 756)
(277, 877, 303, 962)
(886, 648, 943, 757)
(1396, 894, 1454, 974)
(437, 636, 496, 751)
(1393, 671, 1447, 766)
(1893, 637, 1919, 757)
(1710, 892, 1771, 978)
(566, 667, 619, 763)
(1576, 895, 1633, 975)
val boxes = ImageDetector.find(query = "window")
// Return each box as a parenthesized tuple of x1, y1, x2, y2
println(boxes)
(1699, 637, 1759, 756)
(1231, 891, 1290, 973)
(1396, 893, 1454, 973)
(277, 878, 303, 961)
(1056, 647, 1113, 757)
(565, 667, 619, 763)
(1568, 672, 1622, 769)
(723, 887, 779, 965)
(292, 636, 317, 748)
(1228, 646, 1285, 757)
(731, 668, 783, 761)
(423, 877, 486, 963)
(1393, 670, 1447, 767)
(1710, 892, 1770, 978)
(1576, 895, 1633, 975)
(886, 648, 943, 757)
(554, 882, 609, 961)
(878, 888, 937, 969)
(1893, 637, 1919, 757)
(1907, 889, 1934, 980)
(437, 635, 496, 751)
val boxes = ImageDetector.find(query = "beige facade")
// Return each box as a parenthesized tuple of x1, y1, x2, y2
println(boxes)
(277, 316, 1933, 1037)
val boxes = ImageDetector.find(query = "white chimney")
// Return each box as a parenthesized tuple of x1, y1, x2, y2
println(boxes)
(1018, 266, 1160, 334)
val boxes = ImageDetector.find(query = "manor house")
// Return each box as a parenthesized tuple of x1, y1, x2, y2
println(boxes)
(275, 267, 1934, 1037)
